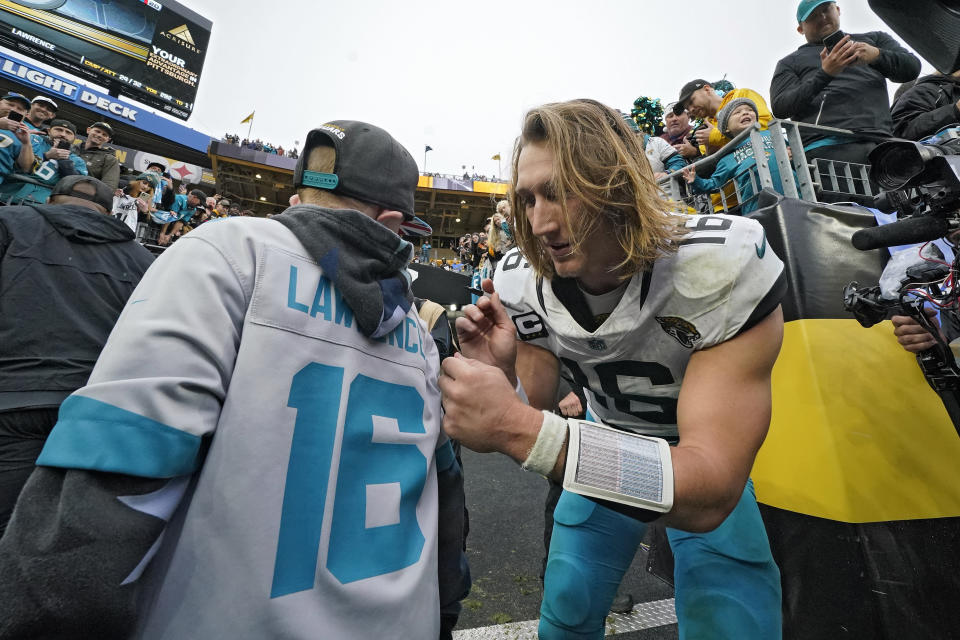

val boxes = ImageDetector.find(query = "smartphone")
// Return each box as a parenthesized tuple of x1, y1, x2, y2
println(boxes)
(55, 139, 71, 150)
(822, 30, 846, 50)
(7, 111, 23, 122)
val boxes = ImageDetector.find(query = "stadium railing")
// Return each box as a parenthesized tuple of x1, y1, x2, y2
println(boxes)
(658, 119, 876, 213)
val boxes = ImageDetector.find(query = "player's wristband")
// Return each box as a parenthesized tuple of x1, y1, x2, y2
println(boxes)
(520, 410, 567, 477)
(563, 419, 674, 514)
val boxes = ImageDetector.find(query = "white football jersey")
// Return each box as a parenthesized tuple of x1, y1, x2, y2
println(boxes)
(495, 214, 786, 440)
(41, 218, 444, 639)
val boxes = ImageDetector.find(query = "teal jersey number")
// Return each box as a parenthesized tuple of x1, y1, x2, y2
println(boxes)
(271, 363, 428, 598)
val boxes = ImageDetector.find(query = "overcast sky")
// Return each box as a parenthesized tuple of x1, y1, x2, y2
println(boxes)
(180, 0, 931, 178)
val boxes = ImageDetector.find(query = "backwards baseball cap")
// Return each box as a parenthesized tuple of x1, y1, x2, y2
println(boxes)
(674, 80, 709, 114)
(2, 92, 30, 109)
(717, 97, 759, 136)
(32, 95, 58, 111)
(797, 0, 834, 22)
(51, 175, 114, 212)
(293, 120, 418, 220)
(48, 118, 76, 133)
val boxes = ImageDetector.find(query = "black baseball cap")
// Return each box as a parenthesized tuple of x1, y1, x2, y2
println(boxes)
(89, 121, 114, 137)
(1, 92, 30, 109)
(49, 118, 76, 133)
(51, 175, 114, 212)
(293, 120, 418, 220)
(674, 79, 709, 114)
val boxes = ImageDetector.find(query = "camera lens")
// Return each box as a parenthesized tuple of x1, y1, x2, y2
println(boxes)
(870, 140, 944, 190)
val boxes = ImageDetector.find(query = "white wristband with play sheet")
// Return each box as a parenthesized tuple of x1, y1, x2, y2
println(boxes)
(563, 419, 674, 513)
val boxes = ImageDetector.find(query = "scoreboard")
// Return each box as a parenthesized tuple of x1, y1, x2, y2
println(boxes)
(0, 0, 211, 120)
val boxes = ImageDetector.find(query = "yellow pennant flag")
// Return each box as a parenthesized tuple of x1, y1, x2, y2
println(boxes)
(240, 111, 255, 124)
(491, 153, 501, 160)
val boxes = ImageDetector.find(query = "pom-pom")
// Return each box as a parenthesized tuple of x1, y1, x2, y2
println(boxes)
(630, 96, 665, 136)
(712, 79, 736, 96)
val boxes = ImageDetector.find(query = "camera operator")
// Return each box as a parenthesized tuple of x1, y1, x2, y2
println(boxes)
(892, 310, 944, 353)
(891, 70, 960, 141)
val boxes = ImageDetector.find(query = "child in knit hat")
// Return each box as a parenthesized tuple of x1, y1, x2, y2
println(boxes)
(681, 97, 795, 214)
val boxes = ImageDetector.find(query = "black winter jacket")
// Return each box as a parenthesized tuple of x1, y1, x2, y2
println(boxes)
(891, 74, 960, 140)
(0, 205, 154, 410)
(771, 31, 921, 145)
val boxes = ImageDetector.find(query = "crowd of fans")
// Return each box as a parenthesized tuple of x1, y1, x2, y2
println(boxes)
(221, 133, 299, 158)
(597, 2, 925, 215)
(407, 3, 936, 274)
(420, 171, 506, 183)
(0, 92, 121, 202)
(419, 200, 515, 275)
(0, 90, 278, 250)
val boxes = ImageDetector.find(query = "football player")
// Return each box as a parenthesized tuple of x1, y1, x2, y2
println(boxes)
(0, 121, 466, 639)
(440, 98, 785, 639)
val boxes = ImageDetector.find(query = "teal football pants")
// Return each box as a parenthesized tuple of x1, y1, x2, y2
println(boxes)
(539, 480, 781, 639)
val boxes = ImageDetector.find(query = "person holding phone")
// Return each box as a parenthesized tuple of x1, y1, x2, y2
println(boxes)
(0, 93, 36, 186)
(0, 119, 87, 204)
(770, 1, 921, 172)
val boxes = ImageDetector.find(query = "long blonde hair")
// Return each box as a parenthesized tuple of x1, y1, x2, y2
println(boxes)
(297, 144, 375, 214)
(509, 99, 683, 280)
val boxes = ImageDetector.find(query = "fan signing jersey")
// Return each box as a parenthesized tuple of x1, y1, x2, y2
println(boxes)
(494, 214, 786, 440)
(38, 218, 445, 639)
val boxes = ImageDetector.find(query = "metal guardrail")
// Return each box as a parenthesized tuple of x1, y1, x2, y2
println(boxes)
(658, 119, 875, 214)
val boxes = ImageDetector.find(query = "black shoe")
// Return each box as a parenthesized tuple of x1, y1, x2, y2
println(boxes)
(609, 592, 634, 615)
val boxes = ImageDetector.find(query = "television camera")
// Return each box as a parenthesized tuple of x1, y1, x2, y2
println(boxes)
(844, 127, 960, 433)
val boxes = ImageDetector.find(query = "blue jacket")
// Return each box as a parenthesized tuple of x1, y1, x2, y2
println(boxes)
(690, 130, 792, 214)
(170, 193, 196, 223)
(0, 130, 24, 185)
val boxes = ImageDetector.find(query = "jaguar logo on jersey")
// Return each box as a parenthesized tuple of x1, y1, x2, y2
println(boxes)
(655, 316, 701, 348)
(512, 312, 547, 341)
